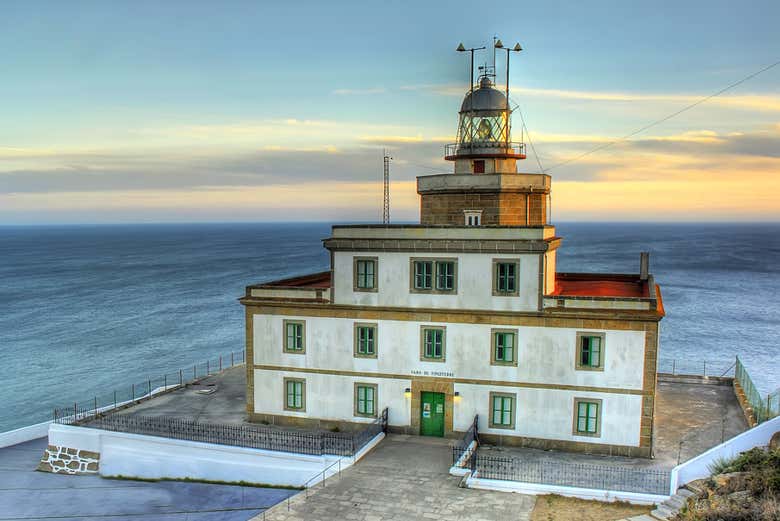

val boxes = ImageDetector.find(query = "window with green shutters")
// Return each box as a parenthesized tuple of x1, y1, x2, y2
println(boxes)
(576, 333, 604, 370)
(494, 261, 518, 295)
(413, 261, 433, 290)
(354, 324, 377, 357)
(284, 321, 305, 353)
(421, 327, 445, 360)
(354, 258, 377, 291)
(284, 379, 305, 411)
(493, 331, 515, 364)
(575, 399, 600, 436)
(435, 261, 455, 291)
(355, 384, 377, 417)
(489, 393, 515, 429)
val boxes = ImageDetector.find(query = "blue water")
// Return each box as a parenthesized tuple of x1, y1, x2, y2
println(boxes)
(1, 222, 778, 432)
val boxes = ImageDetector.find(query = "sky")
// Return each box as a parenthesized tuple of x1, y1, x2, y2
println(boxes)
(1, 0, 779, 224)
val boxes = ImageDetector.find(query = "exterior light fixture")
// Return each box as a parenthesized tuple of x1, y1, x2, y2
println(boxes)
(453, 391, 461, 402)
(404, 387, 411, 397)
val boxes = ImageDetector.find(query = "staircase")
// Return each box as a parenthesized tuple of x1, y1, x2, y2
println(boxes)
(617, 488, 695, 521)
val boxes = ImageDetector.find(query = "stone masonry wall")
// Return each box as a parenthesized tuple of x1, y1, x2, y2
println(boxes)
(420, 192, 547, 225)
(37, 445, 100, 474)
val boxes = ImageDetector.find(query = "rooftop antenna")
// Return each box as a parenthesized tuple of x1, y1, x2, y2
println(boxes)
(382, 149, 392, 224)
(495, 39, 523, 146)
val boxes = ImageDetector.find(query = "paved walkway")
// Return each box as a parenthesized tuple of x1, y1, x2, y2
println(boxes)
(257, 434, 536, 521)
(0, 438, 295, 521)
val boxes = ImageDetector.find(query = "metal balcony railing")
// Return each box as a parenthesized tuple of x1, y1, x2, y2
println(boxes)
(444, 141, 526, 158)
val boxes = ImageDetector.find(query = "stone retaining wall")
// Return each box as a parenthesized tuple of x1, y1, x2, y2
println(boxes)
(37, 445, 100, 474)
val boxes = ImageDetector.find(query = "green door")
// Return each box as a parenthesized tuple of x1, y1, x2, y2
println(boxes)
(420, 391, 445, 437)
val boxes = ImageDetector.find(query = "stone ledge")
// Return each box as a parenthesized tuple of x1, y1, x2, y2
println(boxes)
(37, 444, 100, 475)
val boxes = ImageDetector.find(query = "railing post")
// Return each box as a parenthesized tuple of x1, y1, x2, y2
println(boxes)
(207, 360, 210, 375)
(672, 359, 676, 375)
(113, 390, 117, 410)
(219, 356, 222, 372)
(231, 352, 234, 366)
(132, 383, 135, 401)
(94, 396, 98, 417)
(74, 402, 77, 421)
(179, 369, 183, 386)
(703, 361, 707, 376)
(164, 374, 167, 390)
(148, 378, 152, 398)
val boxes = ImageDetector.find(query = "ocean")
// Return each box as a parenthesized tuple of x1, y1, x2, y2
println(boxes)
(1, 222, 778, 433)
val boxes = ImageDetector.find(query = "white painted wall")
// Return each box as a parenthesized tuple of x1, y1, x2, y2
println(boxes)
(332, 251, 541, 311)
(48, 423, 384, 487)
(454, 383, 643, 447)
(254, 315, 647, 391)
(254, 369, 411, 427)
(0, 421, 51, 448)
(670, 415, 780, 494)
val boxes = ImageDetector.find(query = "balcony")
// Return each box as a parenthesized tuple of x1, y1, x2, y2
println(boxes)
(444, 141, 526, 160)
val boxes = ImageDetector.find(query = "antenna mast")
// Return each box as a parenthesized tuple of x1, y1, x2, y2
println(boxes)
(382, 149, 392, 224)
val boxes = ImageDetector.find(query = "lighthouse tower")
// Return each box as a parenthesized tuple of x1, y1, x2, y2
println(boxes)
(418, 48, 551, 226)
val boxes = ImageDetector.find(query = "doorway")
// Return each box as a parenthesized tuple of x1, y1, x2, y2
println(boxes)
(420, 391, 445, 437)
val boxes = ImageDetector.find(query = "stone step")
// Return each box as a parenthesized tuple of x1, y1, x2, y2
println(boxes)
(676, 488, 696, 498)
(663, 495, 685, 509)
(627, 514, 658, 521)
(651, 503, 676, 520)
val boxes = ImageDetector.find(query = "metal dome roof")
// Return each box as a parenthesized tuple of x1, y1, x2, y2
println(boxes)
(460, 76, 508, 113)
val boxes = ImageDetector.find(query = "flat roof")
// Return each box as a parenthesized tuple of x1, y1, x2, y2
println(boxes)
(550, 273, 649, 298)
(250, 271, 331, 289)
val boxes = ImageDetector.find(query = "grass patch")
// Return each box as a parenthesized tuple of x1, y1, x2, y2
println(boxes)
(104, 474, 303, 490)
(530, 494, 651, 521)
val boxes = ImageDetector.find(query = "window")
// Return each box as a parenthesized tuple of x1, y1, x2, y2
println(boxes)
(473, 159, 485, 173)
(573, 398, 602, 437)
(410, 258, 457, 294)
(576, 332, 605, 370)
(420, 326, 446, 362)
(353, 257, 378, 292)
(283, 320, 305, 353)
(436, 261, 455, 291)
(413, 260, 433, 290)
(491, 329, 517, 366)
(354, 383, 377, 417)
(464, 210, 482, 226)
(493, 260, 519, 296)
(284, 378, 305, 411)
(489, 392, 515, 429)
(354, 323, 377, 358)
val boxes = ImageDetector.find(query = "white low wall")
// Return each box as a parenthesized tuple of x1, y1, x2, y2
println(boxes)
(48, 423, 384, 487)
(466, 475, 668, 505)
(0, 421, 51, 448)
(670, 415, 780, 494)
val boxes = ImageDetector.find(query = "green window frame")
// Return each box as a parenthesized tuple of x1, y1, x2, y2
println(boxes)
(355, 383, 377, 417)
(354, 324, 377, 357)
(413, 261, 433, 290)
(576, 332, 605, 370)
(283, 320, 305, 353)
(489, 392, 515, 429)
(354, 257, 377, 291)
(574, 399, 601, 436)
(435, 261, 455, 291)
(421, 327, 445, 361)
(493, 331, 515, 364)
(284, 378, 305, 411)
(495, 261, 517, 294)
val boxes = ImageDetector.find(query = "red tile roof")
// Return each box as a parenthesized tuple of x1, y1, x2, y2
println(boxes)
(550, 273, 649, 298)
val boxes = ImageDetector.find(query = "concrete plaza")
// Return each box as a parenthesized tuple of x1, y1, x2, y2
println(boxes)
(0, 437, 295, 521)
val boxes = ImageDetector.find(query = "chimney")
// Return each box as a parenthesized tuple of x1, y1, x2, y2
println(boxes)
(639, 252, 650, 281)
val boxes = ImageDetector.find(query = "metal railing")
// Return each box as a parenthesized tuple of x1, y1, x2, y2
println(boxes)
(53, 349, 245, 425)
(735, 356, 780, 424)
(472, 452, 671, 496)
(444, 141, 526, 158)
(657, 357, 736, 377)
(83, 408, 387, 457)
(452, 414, 478, 467)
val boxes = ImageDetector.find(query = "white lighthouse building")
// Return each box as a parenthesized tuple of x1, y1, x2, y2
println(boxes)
(240, 46, 664, 458)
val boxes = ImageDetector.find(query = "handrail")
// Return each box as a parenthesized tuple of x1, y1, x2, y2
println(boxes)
(304, 456, 344, 497)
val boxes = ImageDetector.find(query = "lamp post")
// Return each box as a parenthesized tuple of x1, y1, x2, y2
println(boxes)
(494, 40, 522, 146)
(457, 43, 486, 144)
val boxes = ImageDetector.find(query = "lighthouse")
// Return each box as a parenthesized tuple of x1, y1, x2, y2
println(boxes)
(420, 45, 550, 226)
(241, 41, 663, 458)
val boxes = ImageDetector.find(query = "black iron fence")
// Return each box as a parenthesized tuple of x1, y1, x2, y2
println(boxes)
(82, 408, 388, 457)
(53, 349, 245, 425)
(473, 452, 671, 496)
(452, 414, 478, 467)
